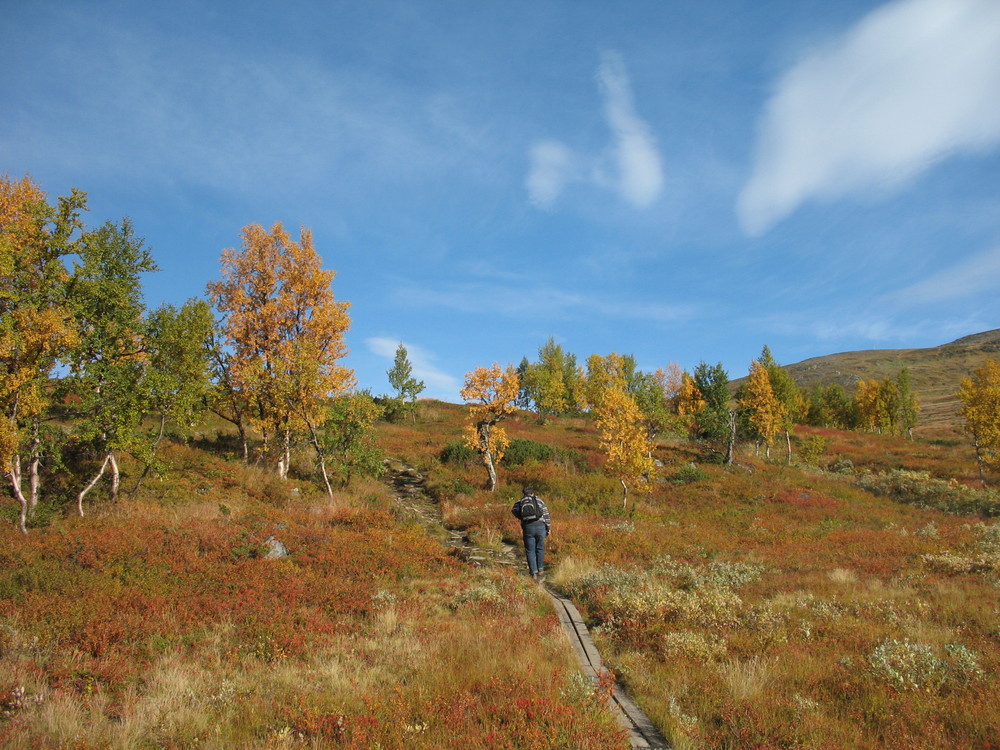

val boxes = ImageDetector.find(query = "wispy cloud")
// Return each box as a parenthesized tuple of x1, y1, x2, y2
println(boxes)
(754, 299, 992, 351)
(805, 315, 985, 350)
(525, 140, 579, 209)
(393, 278, 694, 325)
(526, 52, 664, 209)
(738, 0, 1000, 235)
(883, 246, 1000, 308)
(0, 8, 497, 201)
(365, 337, 461, 397)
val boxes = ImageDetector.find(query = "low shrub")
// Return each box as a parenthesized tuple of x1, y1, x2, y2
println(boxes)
(661, 630, 727, 662)
(502, 438, 555, 466)
(868, 638, 985, 692)
(652, 557, 766, 590)
(797, 435, 828, 466)
(440, 439, 477, 465)
(670, 464, 708, 484)
(828, 456, 855, 474)
(857, 469, 1000, 517)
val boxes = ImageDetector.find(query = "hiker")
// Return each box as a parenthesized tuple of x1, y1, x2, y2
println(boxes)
(512, 487, 551, 582)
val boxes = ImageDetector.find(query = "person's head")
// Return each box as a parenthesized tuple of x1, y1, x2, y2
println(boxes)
(522, 486, 534, 496)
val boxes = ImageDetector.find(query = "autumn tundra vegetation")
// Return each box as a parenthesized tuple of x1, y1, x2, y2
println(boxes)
(3, 173, 1000, 748)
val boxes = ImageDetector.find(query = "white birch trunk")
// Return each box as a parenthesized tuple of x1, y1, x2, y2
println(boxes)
(28, 422, 41, 509)
(8, 459, 28, 534)
(109, 452, 120, 500)
(77, 453, 112, 516)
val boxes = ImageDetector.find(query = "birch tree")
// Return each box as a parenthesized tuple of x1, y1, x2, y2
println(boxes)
(207, 223, 354, 482)
(66, 218, 157, 514)
(128, 299, 214, 496)
(854, 379, 882, 433)
(317, 391, 385, 487)
(520, 338, 582, 418)
(739, 360, 785, 459)
(675, 370, 706, 432)
(693, 362, 735, 463)
(0, 175, 85, 531)
(525, 340, 569, 418)
(596, 384, 655, 508)
(958, 359, 1000, 485)
(758, 346, 802, 461)
(461, 363, 520, 491)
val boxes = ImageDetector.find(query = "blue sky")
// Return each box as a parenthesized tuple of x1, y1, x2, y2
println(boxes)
(3, 0, 999, 401)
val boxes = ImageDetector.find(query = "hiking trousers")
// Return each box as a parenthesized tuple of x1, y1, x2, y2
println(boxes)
(522, 520, 547, 575)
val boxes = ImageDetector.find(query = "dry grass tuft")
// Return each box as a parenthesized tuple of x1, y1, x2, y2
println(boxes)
(550, 555, 602, 589)
(719, 655, 777, 702)
(828, 567, 858, 585)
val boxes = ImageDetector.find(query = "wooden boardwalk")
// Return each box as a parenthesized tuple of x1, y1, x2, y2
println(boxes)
(545, 586, 671, 749)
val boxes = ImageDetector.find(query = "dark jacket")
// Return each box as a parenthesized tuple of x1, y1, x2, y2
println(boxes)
(512, 494, 551, 533)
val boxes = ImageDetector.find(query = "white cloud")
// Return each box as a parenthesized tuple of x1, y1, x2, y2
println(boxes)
(365, 337, 461, 397)
(596, 51, 664, 209)
(526, 51, 664, 210)
(738, 0, 1000, 235)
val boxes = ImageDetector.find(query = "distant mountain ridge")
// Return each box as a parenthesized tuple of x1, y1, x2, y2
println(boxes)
(777, 329, 1000, 430)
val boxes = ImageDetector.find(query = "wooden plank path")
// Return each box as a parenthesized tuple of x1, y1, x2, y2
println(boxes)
(544, 585, 672, 749)
(384, 459, 672, 749)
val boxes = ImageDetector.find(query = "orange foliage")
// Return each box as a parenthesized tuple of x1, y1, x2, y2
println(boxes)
(207, 222, 353, 475)
(460, 363, 520, 491)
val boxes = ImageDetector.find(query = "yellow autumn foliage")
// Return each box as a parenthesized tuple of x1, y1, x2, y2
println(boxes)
(460, 363, 520, 491)
(596, 385, 655, 505)
(958, 359, 1000, 478)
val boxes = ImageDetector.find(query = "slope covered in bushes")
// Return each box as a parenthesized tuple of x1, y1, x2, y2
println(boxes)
(2, 403, 999, 748)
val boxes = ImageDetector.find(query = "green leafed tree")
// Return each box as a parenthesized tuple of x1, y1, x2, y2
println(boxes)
(65, 218, 158, 515)
(129, 298, 214, 496)
(629, 369, 676, 452)
(387, 342, 425, 422)
(317, 390, 385, 486)
(521, 337, 582, 419)
(693, 361, 735, 462)
(805, 383, 856, 429)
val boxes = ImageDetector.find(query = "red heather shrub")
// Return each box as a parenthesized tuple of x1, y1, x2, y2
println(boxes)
(772, 490, 842, 510)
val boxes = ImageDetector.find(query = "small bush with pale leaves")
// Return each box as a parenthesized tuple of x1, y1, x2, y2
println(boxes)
(868, 638, 985, 692)
(652, 556, 766, 590)
(662, 630, 727, 662)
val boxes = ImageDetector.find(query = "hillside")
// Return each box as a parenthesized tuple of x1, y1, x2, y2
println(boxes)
(2, 400, 999, 748)
(770, 329, 1000, 430)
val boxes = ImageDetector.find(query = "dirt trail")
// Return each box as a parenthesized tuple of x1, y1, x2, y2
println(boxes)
(383, 459, 671, 750)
